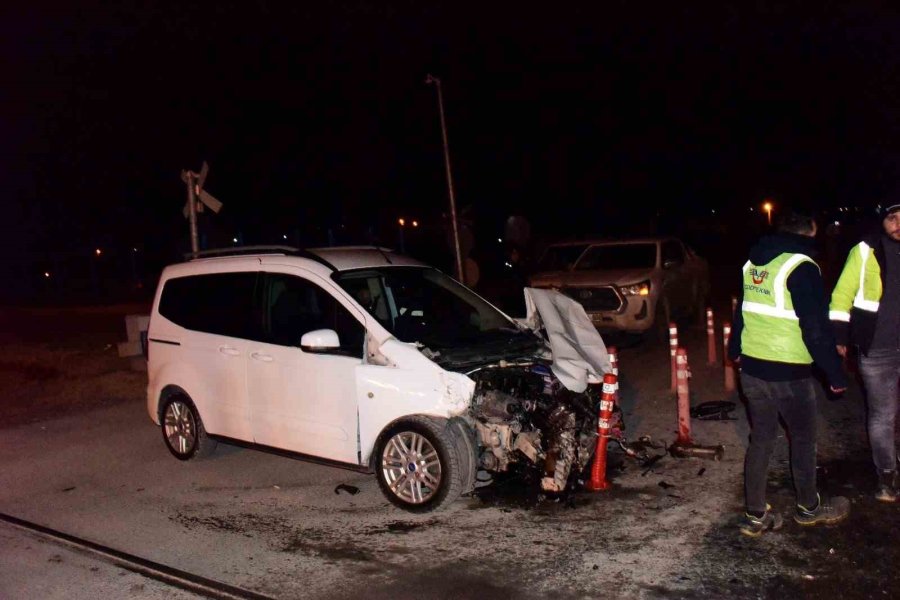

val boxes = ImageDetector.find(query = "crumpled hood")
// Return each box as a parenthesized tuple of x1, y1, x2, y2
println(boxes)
(521, 287, 612, 393)
(530, 267, 655, 288)
(749, 233, 818, 265)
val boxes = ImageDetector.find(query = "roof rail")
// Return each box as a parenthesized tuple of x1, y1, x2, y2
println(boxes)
(184, 246, 336, 270)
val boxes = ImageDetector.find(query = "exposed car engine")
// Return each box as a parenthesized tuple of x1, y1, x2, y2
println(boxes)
(467, 361, 620, 493)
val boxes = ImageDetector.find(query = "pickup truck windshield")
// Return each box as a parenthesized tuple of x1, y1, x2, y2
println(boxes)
(574, 243, 657, 270)
(537, 244, 589, 271)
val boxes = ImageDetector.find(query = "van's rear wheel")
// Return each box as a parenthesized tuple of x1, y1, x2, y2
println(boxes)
(375, 417, 462, 513)
(161, 395, 217, 460)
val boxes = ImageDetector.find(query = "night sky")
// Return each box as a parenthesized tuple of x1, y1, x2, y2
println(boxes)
(5, 2, 900, 269)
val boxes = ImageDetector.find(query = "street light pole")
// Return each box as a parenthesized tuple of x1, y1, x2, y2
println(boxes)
(426, 74, 465, 284)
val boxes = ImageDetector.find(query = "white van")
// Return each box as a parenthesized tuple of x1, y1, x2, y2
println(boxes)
(147, 246, 611, 512)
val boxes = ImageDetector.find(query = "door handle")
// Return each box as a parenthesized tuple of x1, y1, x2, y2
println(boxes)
(218, 346, 241, 356)
(250, 352, 274, 362)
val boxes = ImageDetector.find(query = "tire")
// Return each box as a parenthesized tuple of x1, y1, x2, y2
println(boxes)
(692, 283, 710, 328)
(375, 416, 463, 513)
(160, 395, 217, 461)
(648, 297, 671, 344)
(449, 418, 478, 495)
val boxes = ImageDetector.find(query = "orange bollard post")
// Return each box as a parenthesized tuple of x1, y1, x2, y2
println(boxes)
(706, 307, 717, 365)
(585, 372, 618, 492)
(607, 346, 619, 402)
(669, 322, 678, 394)
(723, 322, 736, 392)
(675, 348, 693, 446)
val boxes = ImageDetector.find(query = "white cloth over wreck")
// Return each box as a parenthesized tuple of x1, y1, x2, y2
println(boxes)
(522, 287, 612, 393)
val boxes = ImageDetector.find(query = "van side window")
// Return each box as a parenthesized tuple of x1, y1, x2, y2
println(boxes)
(264, 273, 364, 356)
(158, 272, 259, 339)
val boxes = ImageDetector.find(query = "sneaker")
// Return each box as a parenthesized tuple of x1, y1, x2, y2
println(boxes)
(739, 504, 784, 537)
(794, 494, 850, 526)
(875, 471, 898, 503)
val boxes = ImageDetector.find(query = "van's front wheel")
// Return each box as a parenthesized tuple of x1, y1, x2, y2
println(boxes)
(375, 417, 462, 513)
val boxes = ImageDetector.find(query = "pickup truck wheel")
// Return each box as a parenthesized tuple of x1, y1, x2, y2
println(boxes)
(649, 298, 670, 343)
(376, 417, 463, 513)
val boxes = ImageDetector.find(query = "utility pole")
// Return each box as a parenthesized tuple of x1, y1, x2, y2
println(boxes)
(186, 170, 199, 257)
(426, 74, 465, 284)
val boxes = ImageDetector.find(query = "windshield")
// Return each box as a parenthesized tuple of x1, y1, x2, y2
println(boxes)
(333, 267, 522, 349)
(537, 244, 589, 271)
(574, 243, 658, 270)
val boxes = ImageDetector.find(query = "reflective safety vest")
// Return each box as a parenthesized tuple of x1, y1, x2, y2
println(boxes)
(741, 253, 817, 364)
(829, 241, 883, 322)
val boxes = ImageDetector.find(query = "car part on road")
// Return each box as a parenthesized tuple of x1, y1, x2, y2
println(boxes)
(334, 484, 361, 495)
(161, 395, 217, 460)
(0, 512, 274, 600)
(690, 401, 738, 421)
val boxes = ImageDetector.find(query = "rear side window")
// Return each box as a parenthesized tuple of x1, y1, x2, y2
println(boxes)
(263, 273, 364, 356)
(158, 272, 259, 339)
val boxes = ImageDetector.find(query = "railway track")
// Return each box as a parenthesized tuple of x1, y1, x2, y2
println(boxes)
(0, 512, 275, 600)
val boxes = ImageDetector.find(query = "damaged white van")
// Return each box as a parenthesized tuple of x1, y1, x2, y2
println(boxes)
(146, 246, 613, 512)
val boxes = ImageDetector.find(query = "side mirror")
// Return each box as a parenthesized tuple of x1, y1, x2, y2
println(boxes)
(300, 329, 340, 352)
(663, 259, 681, 270)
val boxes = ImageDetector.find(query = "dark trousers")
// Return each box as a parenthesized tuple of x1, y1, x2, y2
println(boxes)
(742, 373, 819, 513)
(859, 348, 900, 473)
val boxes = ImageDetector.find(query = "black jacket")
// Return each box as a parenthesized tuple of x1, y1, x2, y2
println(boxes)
(728, 233, 848, 389)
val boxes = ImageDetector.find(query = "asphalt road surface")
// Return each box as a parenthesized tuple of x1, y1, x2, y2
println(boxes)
(1, 310, 898, 599)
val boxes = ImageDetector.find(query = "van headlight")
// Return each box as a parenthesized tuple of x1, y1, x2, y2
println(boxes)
(619, 280, 651, 297)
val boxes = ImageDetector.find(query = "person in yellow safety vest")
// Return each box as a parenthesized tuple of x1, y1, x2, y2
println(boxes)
(830, 202, 900, 502)
(728, 211, 850, 537)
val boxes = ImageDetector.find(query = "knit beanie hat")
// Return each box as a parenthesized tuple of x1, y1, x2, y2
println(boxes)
(878, 202, 900, 218)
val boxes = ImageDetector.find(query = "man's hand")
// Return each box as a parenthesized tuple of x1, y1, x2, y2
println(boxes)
(836, 345, 847, 357)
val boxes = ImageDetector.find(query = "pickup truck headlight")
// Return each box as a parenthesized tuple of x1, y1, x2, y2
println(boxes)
(619, 280, 651, 297)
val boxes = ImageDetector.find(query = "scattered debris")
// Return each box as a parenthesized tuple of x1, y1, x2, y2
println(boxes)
(658, 481, 675, 489)
(273, 485, 281, 490)
(697, 468, 706, 477)
(803, 574, 815, 581)
(61, 487, 75, 492)
(334, 484, 361, 496)
(641, 454, 665, 476)
(386, 521, 425, 533)
(690, 401, 737, 421)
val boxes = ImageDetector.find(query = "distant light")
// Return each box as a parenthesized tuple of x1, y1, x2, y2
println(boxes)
(283, 234, 288, 240)
(711, 209, 716, 214)
(749, 207, 754, 212)
(498, 238, 503, 243)
(132, 247, 138, 252)
(763, 202, 772, 212)
(504, 262, 512, 268)
(398, 218, 405, 226)
(834, 221, 840, 226)
(232, 237, 238, 243)
(412, 220, 419, 227)
(44, 271, 50, 278)
(95, 248, 102, 256)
